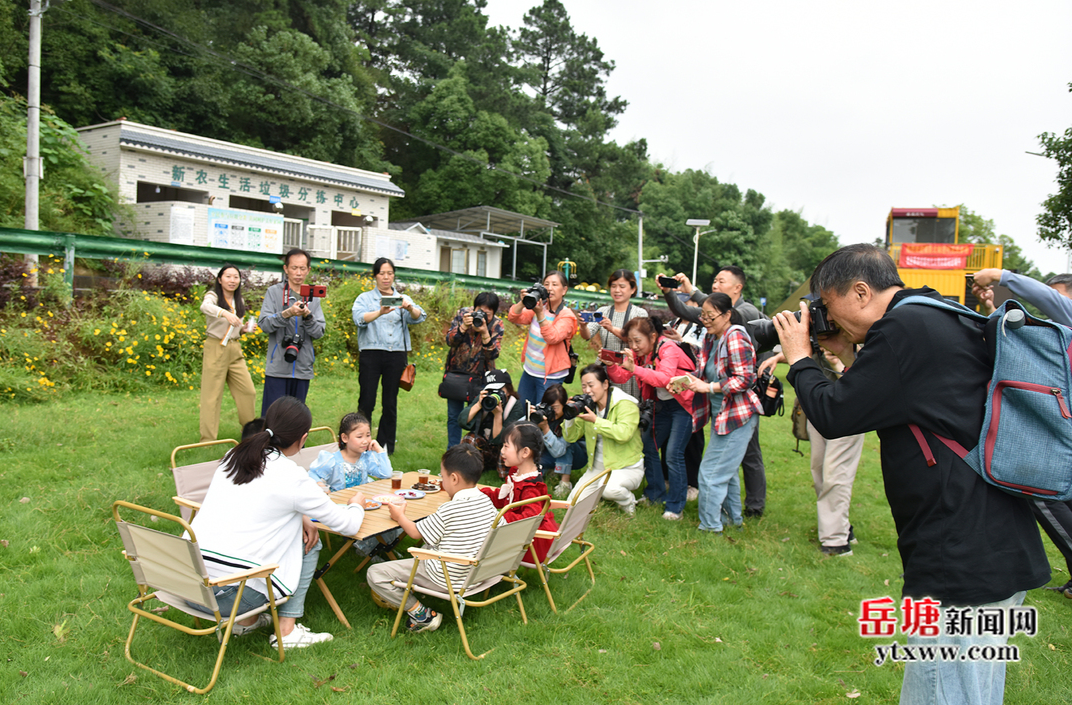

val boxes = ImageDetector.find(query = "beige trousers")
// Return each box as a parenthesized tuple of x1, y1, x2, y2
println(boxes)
(199, 337, 256, 442)
(806, 420, 865, 547)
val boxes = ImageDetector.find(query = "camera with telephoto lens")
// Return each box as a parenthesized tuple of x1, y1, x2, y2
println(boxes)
(528, 401, 553, 424)
(562, 393, 594, 420)
(521, 283, 549, 310)
(637, 399, 655, 433)
(471, 309, 487, 328)
(747, 299, 838, 354)
(282, 332, 303, 363)
(480, 382, 507, 411)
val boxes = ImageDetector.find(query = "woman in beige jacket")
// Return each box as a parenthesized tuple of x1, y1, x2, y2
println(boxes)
(199, 265, 257, 441)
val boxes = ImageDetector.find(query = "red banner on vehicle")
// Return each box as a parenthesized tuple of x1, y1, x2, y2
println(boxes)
(898, 243, 974, 269)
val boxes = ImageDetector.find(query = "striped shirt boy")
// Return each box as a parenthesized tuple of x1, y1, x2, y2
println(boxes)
(416, 487, 499, 589)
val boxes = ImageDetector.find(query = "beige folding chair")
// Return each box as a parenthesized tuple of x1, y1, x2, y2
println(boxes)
(170, 440, 237, 522)
(289, 426, 339, 471)
(388, 495, 550, 660)
(520, 468, 613, 614)
(113, 501, 288, 694)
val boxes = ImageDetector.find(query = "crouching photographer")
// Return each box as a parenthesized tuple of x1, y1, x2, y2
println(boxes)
(562, 364, 645, 515)
(459, 369, 526, 478)
(528, 384, 588, 498)
(258, 248, 326, 414)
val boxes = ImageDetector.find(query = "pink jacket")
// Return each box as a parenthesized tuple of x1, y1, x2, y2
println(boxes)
(606, 337, 695, 413)
(507, 305, 578, 378)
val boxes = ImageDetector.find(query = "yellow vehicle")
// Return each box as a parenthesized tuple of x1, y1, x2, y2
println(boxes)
(886, 206, 1003, 306)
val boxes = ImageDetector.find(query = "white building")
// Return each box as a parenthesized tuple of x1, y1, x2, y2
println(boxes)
(76, 119, 403, 262)
(75, 121, 555, 280)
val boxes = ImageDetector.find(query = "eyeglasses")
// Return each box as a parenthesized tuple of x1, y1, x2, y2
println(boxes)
(699, 310, 725, 323)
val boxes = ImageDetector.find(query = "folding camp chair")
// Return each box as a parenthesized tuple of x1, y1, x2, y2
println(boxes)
(289, 426, 339, 471)
(170, 439, 237, 522)
(520, 468, 612, 614)
(388, 495, 550, 660)
(112, 501, 288, 694)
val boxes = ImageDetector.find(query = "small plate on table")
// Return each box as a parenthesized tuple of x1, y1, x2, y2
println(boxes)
(373, 494, 405, 505)
(362, 500, 382, 511)
(411, 482, 440, 493)
(394, 489, 426, 500)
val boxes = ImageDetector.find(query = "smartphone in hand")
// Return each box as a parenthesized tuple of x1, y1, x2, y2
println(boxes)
(667, 375, 691, 393)
(658, 275, 680, 289)
(599, 349, 625, 365)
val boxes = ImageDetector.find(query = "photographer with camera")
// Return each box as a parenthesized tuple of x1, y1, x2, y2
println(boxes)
(529, 384, 588, 498)
(578, 269, 648, 398)
(603, 317, 696, 521)
(352, 257, 427, 455)
(681, 293, 762, 533)
(772, 245, 1048, 703)
(507, 271, 578, 407)
(459, 369, 526, 477)
(562, 364, 645, 515)
(442, 292, 505, 448)
(258, 249, 326, 415)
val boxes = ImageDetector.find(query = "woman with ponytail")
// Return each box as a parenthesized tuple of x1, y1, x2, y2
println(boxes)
(188, 396, 367, 650)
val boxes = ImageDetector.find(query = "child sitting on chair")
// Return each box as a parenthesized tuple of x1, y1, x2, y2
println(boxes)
(367, 444, 498, 633)
(309, 412, 392, 492)
(309, 412, 396, 557)
(480, 422, 558, 563)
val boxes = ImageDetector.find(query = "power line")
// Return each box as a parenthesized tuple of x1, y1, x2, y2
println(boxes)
(81, 0, 643, 216)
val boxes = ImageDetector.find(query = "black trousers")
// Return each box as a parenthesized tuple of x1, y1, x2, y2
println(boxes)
(1031, 498, 1072, 574)
(741, 418, 766, 512)
(358, 350, 408, 454)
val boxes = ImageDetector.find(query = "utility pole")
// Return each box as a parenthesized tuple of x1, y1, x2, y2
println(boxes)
(24, 0, 47, 287)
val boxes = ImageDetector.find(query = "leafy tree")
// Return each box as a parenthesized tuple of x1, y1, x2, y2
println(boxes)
(954, 205, 1041, 278)
(0, 96, 122, 235)
(513, 0, 625, 130)
(1037, 89, 1072, 249)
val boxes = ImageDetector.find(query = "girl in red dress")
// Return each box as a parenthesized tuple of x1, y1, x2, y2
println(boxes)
(480, 422, 559, 562)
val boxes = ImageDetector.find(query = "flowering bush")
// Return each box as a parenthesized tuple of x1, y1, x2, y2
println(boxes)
(0, 257, 530, 403)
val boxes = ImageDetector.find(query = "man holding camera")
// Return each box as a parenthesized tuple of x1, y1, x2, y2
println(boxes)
(258, 248, 326, 414)
(773, 244, 1048, 704)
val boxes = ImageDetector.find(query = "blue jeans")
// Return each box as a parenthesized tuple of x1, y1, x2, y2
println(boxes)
(517, 371, 564, 409)
(697, 415, 757, 532)
(899, 591, 1025, 705)
(190, 540, 321, 620)
(641, 398, 692, 513)
(446, 397, 465, 448)
(541, 439, 588, 476)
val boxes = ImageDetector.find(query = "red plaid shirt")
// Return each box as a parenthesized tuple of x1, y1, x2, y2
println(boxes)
(690, 325, 761, 436)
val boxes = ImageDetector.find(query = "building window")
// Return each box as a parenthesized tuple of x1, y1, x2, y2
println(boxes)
(136, 181, 207, 204)
(451, 248, 467, 274)
(477, 251, 487, 278)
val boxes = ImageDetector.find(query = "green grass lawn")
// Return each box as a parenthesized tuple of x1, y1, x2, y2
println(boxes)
(1, 361, 1070, 704)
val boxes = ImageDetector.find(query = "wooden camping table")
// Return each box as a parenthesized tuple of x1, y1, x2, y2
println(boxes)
(313, 471, 456, 629)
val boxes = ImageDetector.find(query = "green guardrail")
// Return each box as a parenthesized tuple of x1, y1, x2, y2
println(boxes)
(0, 227, 664, 309)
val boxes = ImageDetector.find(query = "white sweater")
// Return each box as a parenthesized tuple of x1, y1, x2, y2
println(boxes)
(190, 450, 365, 599)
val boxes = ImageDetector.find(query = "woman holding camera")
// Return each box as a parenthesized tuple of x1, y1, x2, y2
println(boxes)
(442, 292, 505, 448)
(684, 293, 762, 533)
(507, 270, 578, 407)
(579, 269, 647, 398)
(459, 369, 525, 477)
(563, 364, 645, 515)
(605, 317, 696, 521)
(352, 257, 427, 455)
(199, 264, 257, 442)
(534, 384, 589, 498)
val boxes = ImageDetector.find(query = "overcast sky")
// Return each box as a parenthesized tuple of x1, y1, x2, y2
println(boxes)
(485, 0, 1072, 273)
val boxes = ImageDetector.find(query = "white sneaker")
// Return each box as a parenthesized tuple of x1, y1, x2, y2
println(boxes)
(686, 487, 700, 502)
(622, 501, 636, 516)
(269, 622, 333, 650)
(231, 612, 270, 636)
(662, 511, 683, 521)
(553, 481, 572, 499)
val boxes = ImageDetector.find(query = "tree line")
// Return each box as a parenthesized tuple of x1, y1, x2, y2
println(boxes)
(0, 0, 1055, 307)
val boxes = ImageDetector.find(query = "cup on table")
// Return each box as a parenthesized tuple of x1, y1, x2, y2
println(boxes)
(391, 471, 403, 490)
(418, 469, 430, 485)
